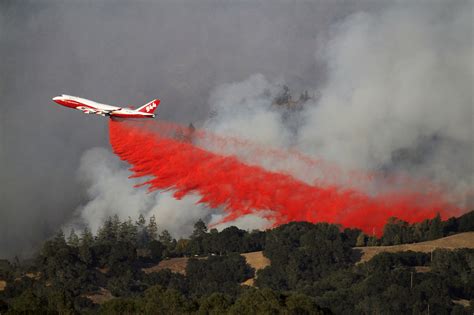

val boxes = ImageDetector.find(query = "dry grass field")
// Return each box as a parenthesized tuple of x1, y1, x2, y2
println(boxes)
(354, 232, 474, 263)
(142, 256, 189, 275)
(241, 251, 270, 271)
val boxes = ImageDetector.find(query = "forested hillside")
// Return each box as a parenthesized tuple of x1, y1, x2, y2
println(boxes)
(0, 211, 473, 314)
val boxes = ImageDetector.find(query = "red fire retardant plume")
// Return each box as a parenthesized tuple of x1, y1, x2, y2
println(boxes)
(109, 120, 460, 235)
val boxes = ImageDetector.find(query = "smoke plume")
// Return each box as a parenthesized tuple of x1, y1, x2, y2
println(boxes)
(1, 1, 471, 257)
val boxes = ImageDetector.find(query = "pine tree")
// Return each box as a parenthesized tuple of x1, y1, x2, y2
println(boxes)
(147, 215, 158, 241)
(159, 230, 172, 246)
(79, 227, 94, 265)
(118, 217, 138, 244)
(191, 219, 208, 239)
(428, 213, 443, 240)
(67, 229, 80, 247)
(111, 214, 121, 239)
(53, 230, 67, 247)
(80, 227, 94, 246)
(136, 214, 149, 246)
(159, 230, 175, 256)
(97, 216, 116, 244)
(137, 214, 146, 229)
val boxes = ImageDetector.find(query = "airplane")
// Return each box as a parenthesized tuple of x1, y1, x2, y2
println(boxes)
(52, 94, 160, 119)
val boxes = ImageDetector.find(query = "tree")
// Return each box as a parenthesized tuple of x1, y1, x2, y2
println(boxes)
(382, 217, 412, 245)
(78, 227, 94, 266)
(67, 229, 80, 247)
(118, 217, 138, 244)
(428, 213, 443, 240)
(53, 230, 67, 248)
(175, 238, 190, 256)
(136, 214, 146, 228)
(97, 217, 116, 245)
(147, 215, 158, 241)
(258, 222, 353, 291)
(342, 228, 363, 247)
(8, 289, 45, 313)
(457, 210, 474, 232)
(186, 253, 254, 296)
(159, 230, 172, 245)
(80, 227, 94, 246)
(191, 219, 208, 239)
(147, 240, 165, 262)
(100, 298, 139, 314)
(229, 288, 281, 314)
(140, 285, 193, 314)
(111, 214, 121, 238)
(285, 293, 324, 315)
(136, 214, 149, 246)
(198, 293, 232, 315)
(159, 230, 175, 257)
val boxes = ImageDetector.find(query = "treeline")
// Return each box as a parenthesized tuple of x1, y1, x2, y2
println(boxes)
(357, 211, 474, 246)
(0, 211, 473, 314)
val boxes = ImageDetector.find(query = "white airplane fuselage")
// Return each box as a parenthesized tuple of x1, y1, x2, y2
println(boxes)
(52, 94, 160, 119)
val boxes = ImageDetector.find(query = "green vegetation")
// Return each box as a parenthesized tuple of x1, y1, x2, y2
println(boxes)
(0, 211, 472, 314)
(357, 211, 474, 246)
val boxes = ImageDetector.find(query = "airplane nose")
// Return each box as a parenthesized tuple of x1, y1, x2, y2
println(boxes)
(52, 96, 68, 107)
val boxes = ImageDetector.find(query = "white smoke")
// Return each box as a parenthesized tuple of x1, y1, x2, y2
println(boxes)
(205, 74, 291, 148)
(298, 2, 473, 202)
(69, 147, 272, 237)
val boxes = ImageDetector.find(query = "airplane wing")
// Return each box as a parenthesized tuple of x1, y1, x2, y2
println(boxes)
(77, 106, 120, 116)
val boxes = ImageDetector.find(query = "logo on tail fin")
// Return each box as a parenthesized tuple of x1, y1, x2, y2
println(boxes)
(137, 99, 160, 113)
(145, 103, 157, 112)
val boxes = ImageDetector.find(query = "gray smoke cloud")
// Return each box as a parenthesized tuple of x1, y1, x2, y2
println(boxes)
(298, 1, 473, 202)
(70, 0, 472, 241)
(203, 2, 473, 202)
(3, 0, 372, 258)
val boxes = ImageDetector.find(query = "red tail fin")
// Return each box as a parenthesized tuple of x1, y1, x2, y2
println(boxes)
(137, 99, 160, 114)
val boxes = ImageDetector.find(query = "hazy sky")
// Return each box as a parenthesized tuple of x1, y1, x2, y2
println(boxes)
(0, 0, 372, 258)
(1, 0, 471, 258)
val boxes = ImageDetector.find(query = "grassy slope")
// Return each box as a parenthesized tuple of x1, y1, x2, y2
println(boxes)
(354, 232, 474, 263)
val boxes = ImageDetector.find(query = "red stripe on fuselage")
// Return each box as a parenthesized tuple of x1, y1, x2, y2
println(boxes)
(54, 99, 96, 110)
(111, 113, 154, 118)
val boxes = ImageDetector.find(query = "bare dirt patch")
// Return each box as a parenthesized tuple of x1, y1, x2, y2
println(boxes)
(452, 299, 470, 307)
(84, 287, 114, 305)
(355, 232, 474, 263)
